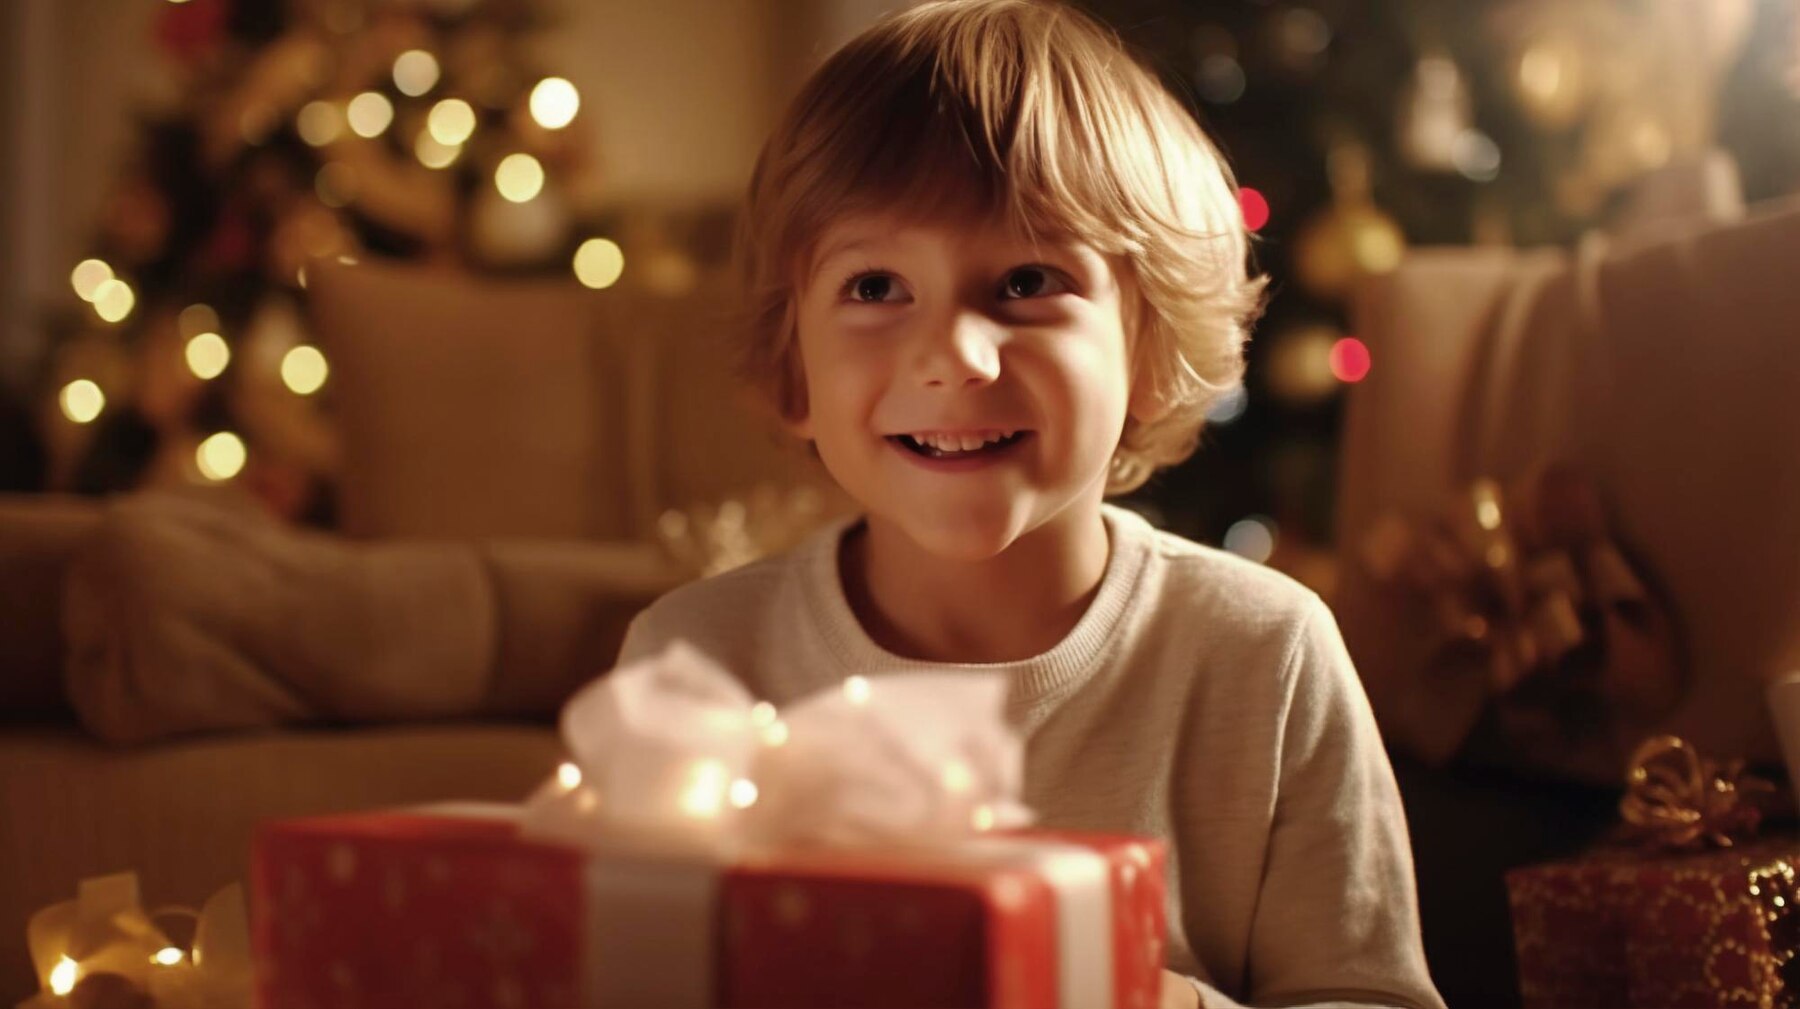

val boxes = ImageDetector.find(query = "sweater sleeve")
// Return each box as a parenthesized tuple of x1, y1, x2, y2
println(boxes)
(1203, 594, 1444, 1009)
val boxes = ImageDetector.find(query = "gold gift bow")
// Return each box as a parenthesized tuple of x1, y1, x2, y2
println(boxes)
(1619, 734, 1775, 850)
(1361, 465, 1683, 752)
(18, 872, 250, 1009)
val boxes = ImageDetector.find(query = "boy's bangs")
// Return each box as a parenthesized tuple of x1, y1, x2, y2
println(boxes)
(791, 28, 1145, 263)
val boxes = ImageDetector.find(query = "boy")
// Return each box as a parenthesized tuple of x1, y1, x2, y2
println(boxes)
(617, 2, 1444, 1006)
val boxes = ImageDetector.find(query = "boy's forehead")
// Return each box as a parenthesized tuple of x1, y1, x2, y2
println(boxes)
(806, 213, 1090, 271)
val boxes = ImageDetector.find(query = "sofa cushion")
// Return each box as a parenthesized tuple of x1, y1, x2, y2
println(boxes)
(0, 495, 103, 722)
(307, 259, 630, 541)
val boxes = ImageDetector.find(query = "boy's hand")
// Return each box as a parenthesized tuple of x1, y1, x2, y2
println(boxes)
(1160, 969, 1202, 1009)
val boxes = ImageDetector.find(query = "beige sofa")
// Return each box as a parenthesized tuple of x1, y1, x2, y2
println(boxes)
(0, 261, 845, 1001)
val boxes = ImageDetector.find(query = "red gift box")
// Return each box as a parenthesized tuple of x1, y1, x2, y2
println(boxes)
(251, 805, 1166, 1009)
(1505, 838, 1800, 1009)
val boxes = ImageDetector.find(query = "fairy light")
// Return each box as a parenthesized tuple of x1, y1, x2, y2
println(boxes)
(761, 720, 790, 747)
(70, 259, 112, 301)
(392, 50, 440, 97)
(494, 153, 545, 203)
(92, 278, 135, 323)
(1328, 337, 1372, 383)
(152, 947, 184, 966)
(843, 676, 871, 706)
(750, 701, 778, 727)
(196, 432, 247, 482)
(427, 99, 476, 146)
(49, 956, 77, 996)
(281, 345, 329, 396)
(414, 130, 460, 169)
(679, 760, 731, 819)
(971, 804, 997, 832)
(346, 92, 394, 138)
(1239, 187, 1271, 231)
(728, 778, 759, 809)
(315, 162, 358, 209)
(572, 238, 624, 289)
(556, 762, 582, 789)
(59, 380, 105, 424)
(941, 759, 973, 794)
(529, 77, 580, 129)
(185, 332, 230, 380)
(296, 101, 344, 147)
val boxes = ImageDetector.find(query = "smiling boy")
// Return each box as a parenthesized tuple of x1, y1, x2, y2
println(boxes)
(614, 2, 1444, 1006)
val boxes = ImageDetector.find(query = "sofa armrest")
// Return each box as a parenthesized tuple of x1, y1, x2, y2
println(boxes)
(0, 494, 104, 721)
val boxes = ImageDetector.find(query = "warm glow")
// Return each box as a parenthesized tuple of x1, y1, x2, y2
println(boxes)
(679, 760, 730, 819)
(197, 432, 247, 481)
(296, 101, 344, 147)
(556, 762, 582, 789)
(972, 804, 997, 832)
(178, 303, 220, 338)
(494, 153, 545, 203)
(92, 278, 135, 322)
(49, 956, 77, 996)
(281, 345, 329, 396)
(414, 130, 461, 169)
(529, 77, 581, 129)
(60, 380, 105, 424)
(728, 778, 759, 809)
(1518, 47, 1565, 105)
(761, 720, 789, 747)
(427, 99, 477, 146)
(1329, 337, 1372, 383)
(572, 238, 625, 289)
(941, 760, 973, 794)
(749, 701, 778, 728)
(153, 947, 184, 966)
(843, 676, 871, 706)
(392, 50, 441, 97)
(70, 258, 113, 301)
(346, 91, 394, 138)
(185, 332, 230, 380)
(1239, 187, 1271, 232)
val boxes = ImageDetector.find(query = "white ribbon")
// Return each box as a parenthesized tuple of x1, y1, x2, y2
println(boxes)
(521, 641, 1034, 856)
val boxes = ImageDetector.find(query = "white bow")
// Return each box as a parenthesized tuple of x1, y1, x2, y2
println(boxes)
(521, 642, 1033, 857)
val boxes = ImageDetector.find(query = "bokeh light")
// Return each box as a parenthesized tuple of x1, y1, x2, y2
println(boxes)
(281, 345, 329, 395)
(196, 432, 247, 481)
(346, 92, 394, 138)
(572, 238, 625, 289)
(1329, 337, 1372, 383)
(59, 380, 105, 424)
(393, 50, 441, 97)
(1223, 515, 1277, 564)
(1239, 187, 1271, 231)
(70, 259, 113, 302)
(414, 130, 461, 169)
(92, 279, 135, 322)
(185, 332, 230, 380)
(296, 101, 344, 147)
(178, 303, 220, 338)
(529, 77, 580, 129)
(428, 99, 477, 146)
(494, 153, 545, 202)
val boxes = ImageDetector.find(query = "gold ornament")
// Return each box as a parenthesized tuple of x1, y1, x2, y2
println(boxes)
(1620, 735, 1775, 850)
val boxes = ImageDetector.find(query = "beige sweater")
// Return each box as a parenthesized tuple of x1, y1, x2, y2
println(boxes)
(616, 504, 1444, 1009)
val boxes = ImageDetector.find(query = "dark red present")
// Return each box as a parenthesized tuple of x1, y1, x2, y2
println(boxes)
(251, 806, 1166, 1009)
(1506, 838, 1800, 1008)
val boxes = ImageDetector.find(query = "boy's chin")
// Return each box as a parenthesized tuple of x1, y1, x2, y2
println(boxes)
(875, 506, 1032, 564)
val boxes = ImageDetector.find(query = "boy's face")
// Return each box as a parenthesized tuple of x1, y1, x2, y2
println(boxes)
(789, 214, 1138, 561)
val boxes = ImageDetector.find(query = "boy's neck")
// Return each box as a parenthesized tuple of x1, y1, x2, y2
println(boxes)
(839, 501, 1113, 664)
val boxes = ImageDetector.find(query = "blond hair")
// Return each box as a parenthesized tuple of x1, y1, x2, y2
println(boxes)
(735, 0, 1265, 494)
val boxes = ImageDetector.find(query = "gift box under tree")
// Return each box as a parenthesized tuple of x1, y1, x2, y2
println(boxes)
(251, 645, 1169, 1009)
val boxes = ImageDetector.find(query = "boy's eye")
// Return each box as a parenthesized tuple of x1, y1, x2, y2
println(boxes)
(844, 272, 903, 304)
(999, 266, 1071, 300)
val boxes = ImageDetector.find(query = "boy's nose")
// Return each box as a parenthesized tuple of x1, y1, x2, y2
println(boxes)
(911, 311, 1002, 388)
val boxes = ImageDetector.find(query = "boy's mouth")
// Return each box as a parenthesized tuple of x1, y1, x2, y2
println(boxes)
(888, 430, 1029, 460)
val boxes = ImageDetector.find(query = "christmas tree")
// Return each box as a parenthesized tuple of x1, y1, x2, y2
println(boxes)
(1086, 0, 1800, 586)
(36, 0, 605, 521)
